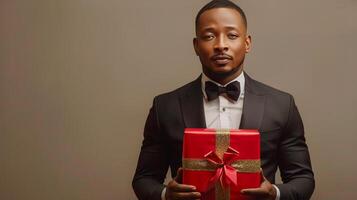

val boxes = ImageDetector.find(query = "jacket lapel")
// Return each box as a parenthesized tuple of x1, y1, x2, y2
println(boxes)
(180, 76, 206, 128)
(180, 73, 265, 129)
(240, 72, 266, 130)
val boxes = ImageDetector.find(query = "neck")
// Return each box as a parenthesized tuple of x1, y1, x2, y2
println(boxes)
(203, 68, 243, 85)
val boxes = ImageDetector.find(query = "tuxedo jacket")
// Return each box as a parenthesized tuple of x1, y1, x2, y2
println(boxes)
(132, 72, 315, 200)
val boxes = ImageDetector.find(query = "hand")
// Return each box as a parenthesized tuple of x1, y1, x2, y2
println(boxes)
(240, 170, 277, 200)
(165, 168, 201, 200)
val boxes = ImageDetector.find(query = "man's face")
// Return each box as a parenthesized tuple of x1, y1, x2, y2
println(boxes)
(194, 8, 251, 80)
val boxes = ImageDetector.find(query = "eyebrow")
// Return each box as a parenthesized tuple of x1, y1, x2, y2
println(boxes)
(200, 25, 239, 32)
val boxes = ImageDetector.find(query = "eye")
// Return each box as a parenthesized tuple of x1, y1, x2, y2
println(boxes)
(228, 33, 238, 39)
(201, 34, 214, 41)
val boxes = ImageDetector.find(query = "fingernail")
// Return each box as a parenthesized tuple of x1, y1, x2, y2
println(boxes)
(192, 186, 196, 190)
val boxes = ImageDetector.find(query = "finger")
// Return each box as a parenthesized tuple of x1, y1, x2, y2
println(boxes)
(259, 168, 267, 183)
(174, 168, 183, 183)
(171, 183, 197, 192)
(174, 191, 201, 200)
(260, 169, 267, 180)
(241, 188, 267, 196)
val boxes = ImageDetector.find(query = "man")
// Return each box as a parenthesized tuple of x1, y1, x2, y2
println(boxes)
(132, 1, 315, 200)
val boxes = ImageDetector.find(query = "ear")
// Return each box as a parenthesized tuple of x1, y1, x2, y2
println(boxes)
(245, 35, 252, 53)
(193, 37, 199, 56)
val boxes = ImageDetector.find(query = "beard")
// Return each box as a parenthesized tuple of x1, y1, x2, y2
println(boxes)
(201, 56, 245, 82)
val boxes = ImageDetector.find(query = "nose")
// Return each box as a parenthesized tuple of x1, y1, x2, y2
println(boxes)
(214, 35, 228, 52)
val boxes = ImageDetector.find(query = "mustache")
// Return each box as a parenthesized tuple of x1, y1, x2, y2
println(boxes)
(211, 53, 233, 60)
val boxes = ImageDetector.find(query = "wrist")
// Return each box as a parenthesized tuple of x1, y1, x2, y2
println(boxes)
(161, 187, 167, 200)
(271, 186, 277, 200)
(271, 184, 280, 200)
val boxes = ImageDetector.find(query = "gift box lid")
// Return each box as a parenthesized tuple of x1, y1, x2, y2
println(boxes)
(183, 128, 260, 160)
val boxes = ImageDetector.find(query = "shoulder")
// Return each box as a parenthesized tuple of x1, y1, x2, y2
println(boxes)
(245, 73, 294, 102)
(153, 76, 201, 104)
(245, 73, 300, 130)
(149, 77, 201, 123)
(245, 73, 296, 120)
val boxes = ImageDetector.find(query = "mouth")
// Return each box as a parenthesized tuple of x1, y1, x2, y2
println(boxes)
(211, 54, 232, 65)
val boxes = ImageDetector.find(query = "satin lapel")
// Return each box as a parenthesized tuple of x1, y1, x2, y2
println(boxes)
(240, 73, 266, 130)
(180, 76, 206, 128)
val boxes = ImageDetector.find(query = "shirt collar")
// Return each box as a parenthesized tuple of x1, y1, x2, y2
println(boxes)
(201, 71, 245, 100)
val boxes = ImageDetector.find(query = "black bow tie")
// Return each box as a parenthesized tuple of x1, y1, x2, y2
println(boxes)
(205, 81, 240, 101)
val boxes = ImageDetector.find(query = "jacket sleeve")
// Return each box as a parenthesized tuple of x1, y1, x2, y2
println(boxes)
(276, 96, 315, 200)
(132, 97, 169, 200)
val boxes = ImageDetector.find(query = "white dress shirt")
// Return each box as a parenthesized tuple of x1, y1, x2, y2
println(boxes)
(162, 72, 280, 200)
(201, 72, 245, 129)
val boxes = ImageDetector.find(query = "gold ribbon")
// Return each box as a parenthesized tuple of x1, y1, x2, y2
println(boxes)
(182, 159, 260, 172)
(183, 129, 260, 200)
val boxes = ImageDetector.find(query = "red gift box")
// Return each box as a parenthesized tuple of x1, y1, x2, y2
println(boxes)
(182, 128, 261, 200)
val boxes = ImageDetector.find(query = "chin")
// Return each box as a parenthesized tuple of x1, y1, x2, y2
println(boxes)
(212, 66, 234, 74)
(203, 64, 240, 78)
(206, 69, 233, 78)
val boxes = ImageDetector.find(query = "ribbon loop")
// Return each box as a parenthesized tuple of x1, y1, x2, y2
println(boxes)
(203, 146, 240, 192)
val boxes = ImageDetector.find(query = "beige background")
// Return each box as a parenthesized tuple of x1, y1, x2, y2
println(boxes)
(1, 0, 356, 199)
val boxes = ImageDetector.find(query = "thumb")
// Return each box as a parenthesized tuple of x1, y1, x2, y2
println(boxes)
(260, 168, 267, 183)
(174, 168, 183, 183)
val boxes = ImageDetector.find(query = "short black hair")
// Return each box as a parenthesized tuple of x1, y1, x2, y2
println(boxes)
(195, 0, 247, 34)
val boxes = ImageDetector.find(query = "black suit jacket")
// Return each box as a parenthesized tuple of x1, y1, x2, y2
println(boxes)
(132, 72, 315, 200)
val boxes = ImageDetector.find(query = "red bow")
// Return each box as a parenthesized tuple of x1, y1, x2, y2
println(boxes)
(203, 147, 240, 191)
